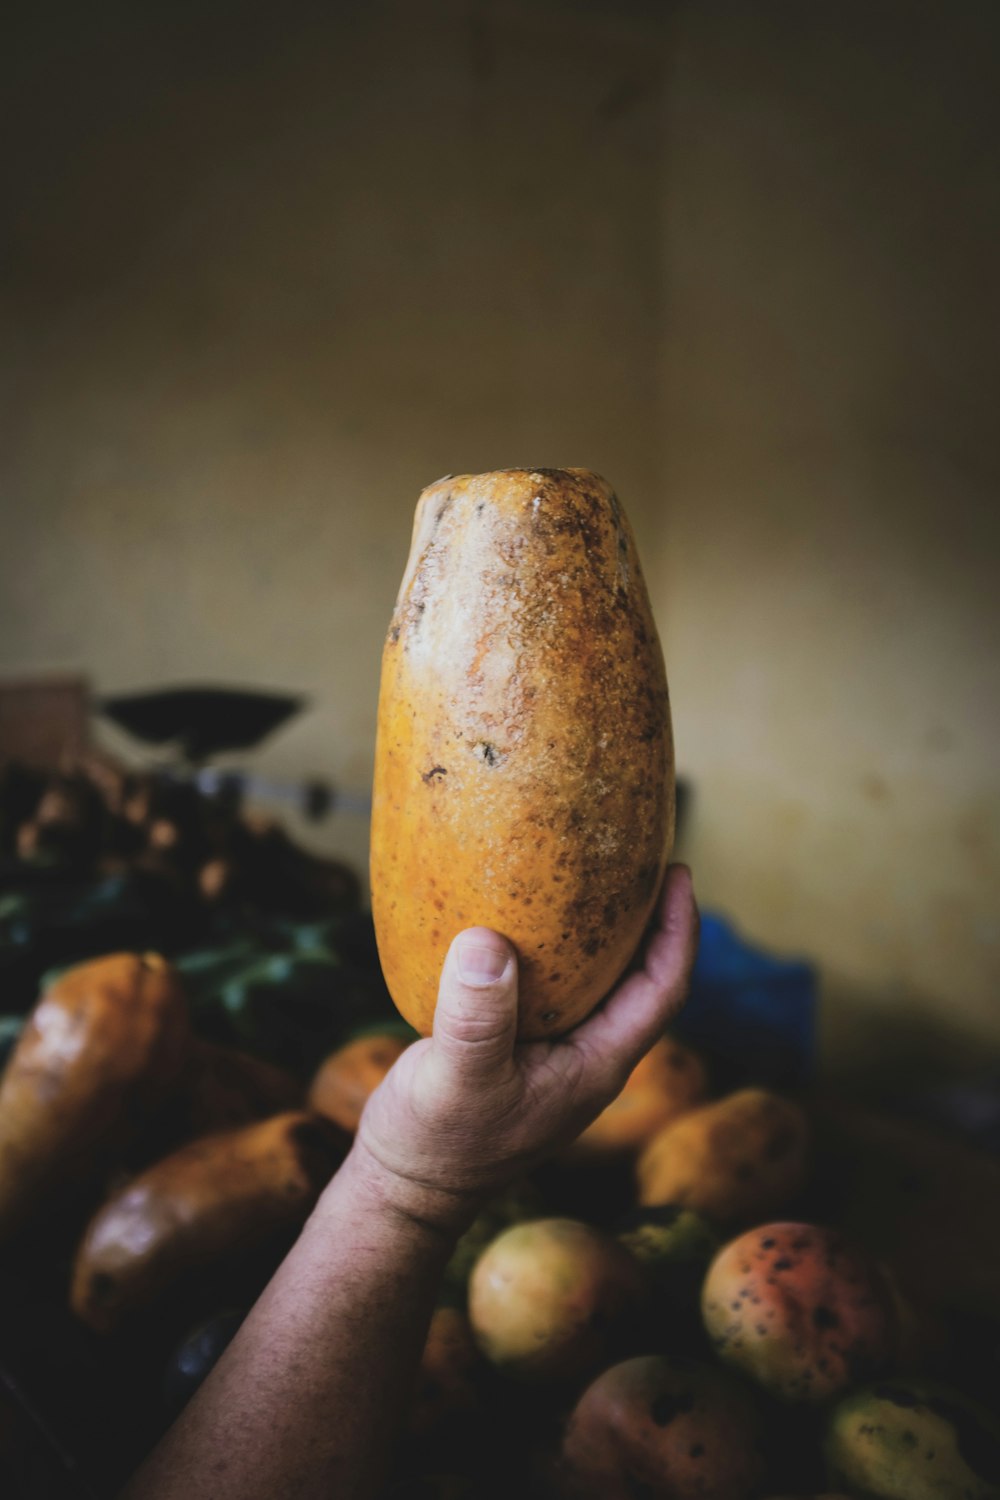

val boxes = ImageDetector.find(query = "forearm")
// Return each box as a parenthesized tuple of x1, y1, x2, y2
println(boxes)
(121, 1145, 460, 1500)
(119, 873, 698, 1500)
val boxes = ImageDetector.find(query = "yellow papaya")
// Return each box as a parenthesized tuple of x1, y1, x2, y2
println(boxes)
(371, 468, 674, 1039)
(71, 1110, 345, 1332)
(308, 1032, 411, 1134)
(637, 1088, 809, 1226)
(567, 1035, 709, 1159)
(0, 952, 189, 1242)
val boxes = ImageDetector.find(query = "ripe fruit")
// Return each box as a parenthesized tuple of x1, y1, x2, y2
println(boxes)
(568, 1035, 709, 1159)
(370, 468, 674, 1039)
(439, 1180, 543, 1306)
(637, 1088, 808, 1226)
(702, 1222, 897, 1403)
(561, 1355, 767, 1500)
(824, 1379, 1000, 1500)
(308, 1032, 410, 1133)
(468, 1217, 644, 1383)
(71, 1112, 345, 1332)
(0, 952, 189, 1242)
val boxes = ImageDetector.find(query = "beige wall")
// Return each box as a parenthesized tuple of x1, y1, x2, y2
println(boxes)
(0, 0, 664, 881)
(3, 0, 998, 1069)
(657, 0, 1000, 1072)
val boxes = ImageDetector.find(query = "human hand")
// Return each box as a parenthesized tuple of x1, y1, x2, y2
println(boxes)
(350, 865, 699, 1239)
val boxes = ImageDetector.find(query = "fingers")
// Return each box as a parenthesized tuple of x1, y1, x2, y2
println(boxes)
(431, 927, 519, 1080)
(569, 865, 699, 1093)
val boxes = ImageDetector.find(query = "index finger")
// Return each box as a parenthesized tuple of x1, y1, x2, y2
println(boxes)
(569, 864, 699, 1094)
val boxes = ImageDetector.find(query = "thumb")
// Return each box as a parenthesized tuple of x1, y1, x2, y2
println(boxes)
(431, 927, 518, 1078)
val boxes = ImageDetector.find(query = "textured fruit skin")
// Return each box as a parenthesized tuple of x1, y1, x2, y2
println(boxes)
(561, 1355, 767, 1500)
(307, 1032, 410, 1133)
(0, 952, 189, 1242)
(824, 1380, 1000, 1500)
(71, 1111, 346, 1332)
(637, 1088, 808, 1226)
(702, 1223, 897, 1403)
(568, 1035, 709, 1159)
(468, 1217, 644, 1383)
(439, 1179, 544, 1306)
(370, 468, 674, 1040)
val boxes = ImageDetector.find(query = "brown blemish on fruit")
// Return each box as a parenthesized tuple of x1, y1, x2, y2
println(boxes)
(371, 469, 674, 1039)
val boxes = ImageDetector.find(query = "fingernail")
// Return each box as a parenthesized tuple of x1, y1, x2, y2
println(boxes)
(456, 936, 510, 986)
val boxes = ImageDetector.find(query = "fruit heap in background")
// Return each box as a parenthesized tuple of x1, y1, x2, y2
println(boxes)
(0, 754, 401, 1494)
(390, 1046, 1000, 1500)
(0, 752, 387, 1069)
(0, 888, 999, 1498)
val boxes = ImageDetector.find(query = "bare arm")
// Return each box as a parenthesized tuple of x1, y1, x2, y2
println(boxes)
(122, 865, 699, 1500)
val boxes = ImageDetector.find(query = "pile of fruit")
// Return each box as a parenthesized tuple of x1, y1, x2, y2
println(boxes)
(0, 756, 401, 1085)
(0, 757, 394, 1494)
(0, 934, 999, 1497)
(2, 759, 1000, 1499)
(387, 1040, 1000, 1500)
(0, 753, 363, 1023)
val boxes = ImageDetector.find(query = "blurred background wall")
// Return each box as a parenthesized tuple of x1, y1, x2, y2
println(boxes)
(656, 0, 1000, 1073)
(0, 0, 665, 876)
(1, 0, 998, 1071)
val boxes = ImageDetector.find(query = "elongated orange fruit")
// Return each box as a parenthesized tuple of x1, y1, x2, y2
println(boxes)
(370, 468, 674, 1039)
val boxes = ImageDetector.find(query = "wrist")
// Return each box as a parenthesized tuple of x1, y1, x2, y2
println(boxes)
(327, 1137, 484, 1245)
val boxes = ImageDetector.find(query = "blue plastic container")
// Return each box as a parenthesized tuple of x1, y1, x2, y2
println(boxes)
(671, 910, 817, 1090)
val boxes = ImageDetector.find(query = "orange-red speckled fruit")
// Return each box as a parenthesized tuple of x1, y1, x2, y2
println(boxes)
(701, 1223, 897, 1403)
(370, 469, 674, 1039)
